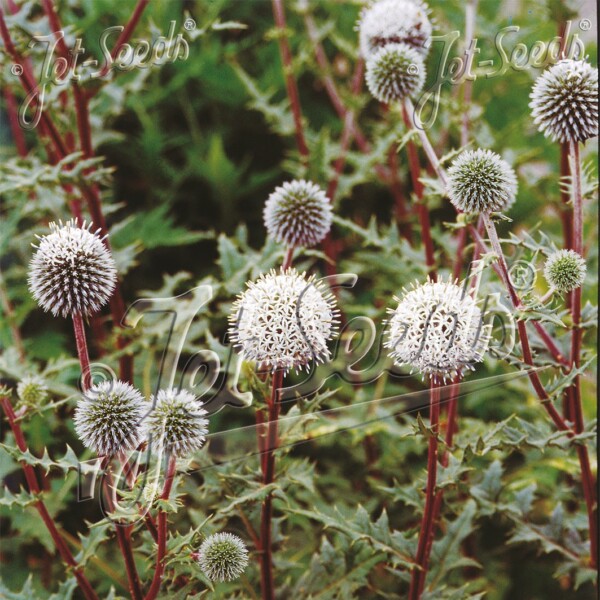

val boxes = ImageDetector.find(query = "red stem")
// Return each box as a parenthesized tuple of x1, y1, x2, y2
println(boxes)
(1, 396, 98, 600)
(401, 106, 436, 278)
(271, 0, 309, 162)
(3, 85, 27, 155)
(144, 455, 177, 600)
(72, 312, 91, 391)
(259, 369, 284, 600)
(566, 141, 597, 568)
(408, 382, 440, 599)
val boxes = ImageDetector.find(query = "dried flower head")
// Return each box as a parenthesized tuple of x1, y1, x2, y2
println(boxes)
(146, 389, 208, 458)
(447, 149, 518, 214)
(544, 249, 587, 293)
(264, 180, 333, 248)
(74, 380, 146, 456)
(28, 220, 117, 318)
(530, 59, 598, 143)
(385, 279, 489, 382)
(366, 43, 426, 104)
(195, 533, 249, 582)
(358, 0, 432, 58)
(16, 375, 48, 407)
(228, 268, 339, 373)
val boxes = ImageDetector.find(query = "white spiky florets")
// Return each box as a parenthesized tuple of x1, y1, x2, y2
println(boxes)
(16, 375, 49, 407)
(146, 389, 208, 458)
(28, 220, 117, 318)
(384, 279, 490, 382)
(264, 180, 333, 248)
(74, 380, 147, 456)
(228, 268, 339, 373)
(366, 43, 426, 104)
(195, 533, 249, 582)
(358, 0, 432, 59)
(530, 59, 598, 143)
(447, 149, 518, 214)
(544, 249, 587, 293)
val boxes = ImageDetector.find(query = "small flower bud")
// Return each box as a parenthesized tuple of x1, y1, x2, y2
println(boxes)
(16, 375, 48, 407)
(195, 533, 249, 582)
(544, 249, 587, 293)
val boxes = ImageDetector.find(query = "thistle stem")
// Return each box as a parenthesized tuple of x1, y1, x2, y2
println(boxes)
(259, 369, 284, 600)
(144, 455, 177, 600)
(271, 0, 309, 162)
(1, 396, 99, 600)
(401, 104, 436, 278)
(408, 381, 440, 600)
(72, 312, 92, 391)
(567, 140, 597, 569)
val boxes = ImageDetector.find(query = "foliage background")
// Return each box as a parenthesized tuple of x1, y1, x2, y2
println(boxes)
(0, 0, 597, 598)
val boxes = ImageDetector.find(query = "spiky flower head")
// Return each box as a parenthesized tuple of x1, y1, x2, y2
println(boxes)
(195, 533, 249, 582)
(447, 149, 518, 214)
(366, 43, 426, 104)
(228, 268, 339, 373)
(544, 249, 587, 293)
(264, 180, 333, 248)
(28, 220, 117, 318)
(146, 389, 208, 458)
(358, 0, 432, 59)
(530, 59, 598, 143)
(384, 279, 489, 382)
(16, 375, 48, 407)
(74, 380, 146, 456)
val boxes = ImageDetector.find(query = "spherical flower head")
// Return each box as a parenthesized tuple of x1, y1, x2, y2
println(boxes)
(146, 389, 208, 458)
(530, 59, 598, 143)
(16, 375, 48, 407)
(358, 0, 432, 59)
(447, 149, 518, 214)
(264, 180, 333, 248)
(195, 533, 249, 582)
(74, 380, 146, 456)
(384, 279, 489, 382)
(28, 220, 117, 318)
(228, 268, 339, 373)
(366, 43, 426, 104)
(544, 249, 586, 293)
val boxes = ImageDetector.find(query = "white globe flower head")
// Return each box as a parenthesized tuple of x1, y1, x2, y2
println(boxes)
(16, 375, 49, 407)
(385, 279, 490, 382)
(28, 219, 117, 318)
(195, 533, 249, 582)
(544, 249, 587, 293)
(530, 59, 598, 143)
(447, 149, 518, 214)
(74, 380, 147, 456)
(264, 180, 333, 248)
(366, 43, 426, 104)
(146, 389, 208, 458)
(358, 0, 432, 59)
(228, 268, 339, 373)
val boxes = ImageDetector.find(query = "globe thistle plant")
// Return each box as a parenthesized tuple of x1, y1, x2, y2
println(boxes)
(28, 220, 117, 318)
(358, 0, 432, 59)
(146, 389, 208, 458)
(544, 249, 587, 293)
(530, 59, 598, 144)
(74, 380, 147, 456)
(228, 268, 339, 373)
(385, 279, 490, 382)
(195, 533, 249, 582)
(264, 180, 333, 248)
(365, 43, 426, 104)
(447, 149, 518, 214)
(16, 375, 48, 407)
